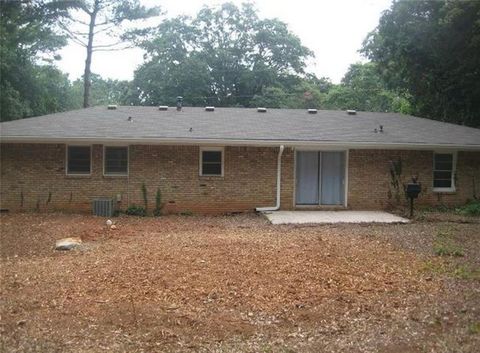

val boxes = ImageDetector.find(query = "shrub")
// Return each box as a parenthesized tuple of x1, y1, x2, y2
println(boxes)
(125, 205, 146, 217)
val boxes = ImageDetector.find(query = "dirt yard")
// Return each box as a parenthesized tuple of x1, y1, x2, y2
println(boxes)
(1, 212, 479, 353)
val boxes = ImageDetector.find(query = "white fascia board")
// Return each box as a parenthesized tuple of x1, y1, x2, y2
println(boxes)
(1, 135, 480, 151)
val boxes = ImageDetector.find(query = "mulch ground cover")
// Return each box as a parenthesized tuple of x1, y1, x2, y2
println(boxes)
(1, 212, 479, 352)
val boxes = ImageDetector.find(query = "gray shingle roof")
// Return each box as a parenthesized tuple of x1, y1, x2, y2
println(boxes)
(1, 106, 479, 149)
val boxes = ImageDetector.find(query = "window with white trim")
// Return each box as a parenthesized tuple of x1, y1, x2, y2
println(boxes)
(200, 147, 223, 176)
(67, 146, 91, 175)
(104, 146, 128, 176)
(433, 152, 456, 191)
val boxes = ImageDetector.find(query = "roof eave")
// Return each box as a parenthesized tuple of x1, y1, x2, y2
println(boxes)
(1, 136, 480, 151)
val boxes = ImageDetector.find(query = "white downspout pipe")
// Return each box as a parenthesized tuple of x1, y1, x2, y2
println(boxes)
(256, 145, 285, 212)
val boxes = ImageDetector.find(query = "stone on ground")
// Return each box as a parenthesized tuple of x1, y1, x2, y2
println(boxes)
(55, 237, 82, 251)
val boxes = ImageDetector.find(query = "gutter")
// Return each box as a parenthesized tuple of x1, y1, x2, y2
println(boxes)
(1, 136, 480, 151)
(256, 145, 285, 212)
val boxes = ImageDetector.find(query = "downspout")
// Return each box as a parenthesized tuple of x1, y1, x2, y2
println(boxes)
(256, 145, 285, 212)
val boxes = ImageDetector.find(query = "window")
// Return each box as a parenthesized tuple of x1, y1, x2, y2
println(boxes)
(104, 146, 128, 176)
(433, 152, 456, 191)
(200, 147, 223, 176)
(67, 146, 91, 175)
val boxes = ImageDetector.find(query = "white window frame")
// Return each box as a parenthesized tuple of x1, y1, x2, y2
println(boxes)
(199, 147, 224, 177)
(433, 151, 457, 192)
(66, 145, 92, 176)
(103, 145, 129, 177)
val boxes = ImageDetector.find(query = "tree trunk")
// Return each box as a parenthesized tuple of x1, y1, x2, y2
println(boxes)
(83, 2, 99, 108)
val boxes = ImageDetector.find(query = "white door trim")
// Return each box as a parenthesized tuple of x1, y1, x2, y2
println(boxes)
(293, 149, 349, 207)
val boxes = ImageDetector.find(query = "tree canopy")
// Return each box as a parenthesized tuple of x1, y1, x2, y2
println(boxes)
(59, 0, 161, 107)
(2, 0, 476, 125)
(362, 0, 480, 127)
(133, 3, 313, 107)
(0, 0, 72, 121)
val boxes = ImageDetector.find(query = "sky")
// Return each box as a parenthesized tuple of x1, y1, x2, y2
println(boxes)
(57, 0, 392, 84)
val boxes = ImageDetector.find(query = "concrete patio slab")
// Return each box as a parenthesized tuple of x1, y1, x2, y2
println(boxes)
(264, 211, 409, 225)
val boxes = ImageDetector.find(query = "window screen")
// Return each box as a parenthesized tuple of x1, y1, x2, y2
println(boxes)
(67, 146, 91, 174)
(433, 153, 454, 189)
(201, 150, 222, 176)
(104, 146, 128, 175)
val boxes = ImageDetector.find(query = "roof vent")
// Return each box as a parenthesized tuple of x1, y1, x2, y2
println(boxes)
(307, 109, 317, 114)
(158, 105, 168, 111)
(257, 107, 267, 113)
(176, 96, 183, 111)
(346, 109, 357, 115)
(107, 104, 117, 110)
(205, 106, 215, 112)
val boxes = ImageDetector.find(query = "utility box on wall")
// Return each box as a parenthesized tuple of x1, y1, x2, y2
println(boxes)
(92, 198, 114, 217)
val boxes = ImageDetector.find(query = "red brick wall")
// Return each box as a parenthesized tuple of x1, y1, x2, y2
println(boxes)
(348, 149, 480, 209)
(0, 144, 293, 214)
(1, 143, 478, 214)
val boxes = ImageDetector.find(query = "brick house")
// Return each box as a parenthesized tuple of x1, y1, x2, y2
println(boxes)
(1, 106, 479, 214)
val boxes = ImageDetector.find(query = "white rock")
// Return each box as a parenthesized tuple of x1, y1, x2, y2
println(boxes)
(106, 220, 113, 226)
(55, 237, 82, 251)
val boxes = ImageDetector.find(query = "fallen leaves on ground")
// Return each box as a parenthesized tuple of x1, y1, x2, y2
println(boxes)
(0, 213, 479, 352)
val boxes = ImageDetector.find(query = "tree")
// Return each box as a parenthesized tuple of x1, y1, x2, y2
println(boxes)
(322, 62, 412, 113)
(134, 2, 313, 107)
(70, 74, 135, 107)
(362, 0, 480, 126)
(59, 0, 161, 108)
(0, 0, 73, 121)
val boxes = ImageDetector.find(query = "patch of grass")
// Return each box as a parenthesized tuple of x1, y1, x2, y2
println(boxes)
(434, 244, 464, 257)
(423, 261, 479, 280)
(454, 265, 480, 280)
(434, 228, 464, 257)
(468, 322, 480, 335)
(179, 210, 193, 216)
(456, 200, 480, 217)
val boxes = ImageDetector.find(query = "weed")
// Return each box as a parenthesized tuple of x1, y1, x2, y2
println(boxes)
(454, 265, 480, 280)
(141, 183, 148, 213)
(180, 210, 193, 216)
(468, 322, 480, 334)
(434, 228, 464, 257)
(423, 261, 479, 280)
(456, 200, 480, 216)
(154, 188, 163, 216)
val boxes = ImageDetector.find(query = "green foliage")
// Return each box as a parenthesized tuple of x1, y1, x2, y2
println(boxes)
(423, 261, 479, 280)
(322, 63, 412, 113)
(59, 0, 161, 107)
(134, 2, 313, 107)
(456, 200, 480, 217)
(141, 183, 148, 213)
(153, 188, 163, 217)
(434, 229, 464, 257)
(468, 322, 480, 334)
(70, 74, 135, 108)
(179, 210, 193, 216)
(0, 0, 74, 121)
(125, 205, 146, 217)
(362, 0, 480, 127)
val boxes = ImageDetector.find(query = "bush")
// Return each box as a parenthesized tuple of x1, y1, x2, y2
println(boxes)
(456, 200, 480, 216)
(125, 205, 146, 217)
